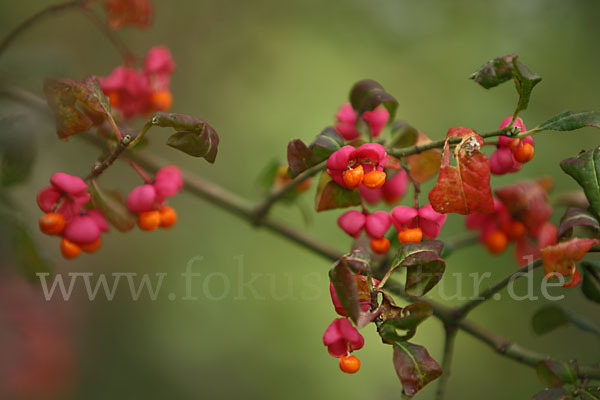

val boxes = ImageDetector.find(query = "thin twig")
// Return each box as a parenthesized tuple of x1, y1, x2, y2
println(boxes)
(435, 324, 458, 400)
(78, 6, 135, 61)
(0, 1, 81, 60)
(454, 259, 543, 319)
(252, 160, 325, 224)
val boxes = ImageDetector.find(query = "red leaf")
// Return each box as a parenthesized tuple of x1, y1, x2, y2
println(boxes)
(541, 238, 599, 287)
(495, 180, 553, 236)
(428, 127, 494, 214)
(43, 76, 110, 139)
(407, 131, 441, 183)
(104, 0, 153, 30)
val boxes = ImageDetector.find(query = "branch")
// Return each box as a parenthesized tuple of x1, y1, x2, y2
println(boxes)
(435, 324, 458, 400)
(454, 259, 543, 319)
(384, 281, 600, 380)
(388, 126, 512, 158)
(82, 134, 344, 261)
(0, 0, 134, 62)
(252, 160, 325, 223)
(0, 1, 80, 60)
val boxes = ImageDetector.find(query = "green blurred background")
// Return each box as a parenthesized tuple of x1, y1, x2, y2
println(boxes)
(1, 0, 600, 399)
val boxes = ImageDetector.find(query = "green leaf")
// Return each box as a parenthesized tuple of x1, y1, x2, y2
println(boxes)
(314, 172, 361, 212)
(536, 359, 579, 387)
(309, 126, 343, 161)
(89, 180, 135, 232)
(389, 120, 419, 148)
(389, 240, 445, 296)
(557, 207, 600, 240)
(379, 302, 432, 343)
(535, 110, 600, 132)
(0, 115, 35, 187)
(392, 342, 442, 398)
(329, 258, 361, 324)
(470, 54, 518, 89)
(513, 57, 542, 112)
(151, 112, 219, 163)
(287, 139, 319, 178)
(581, 262, 600, 304)
(470, 54, 541, 113)
(43, 75, 109, 139)
(532, 304, 600, 337)
(531, 388, 572, 400)
(560, 147, 600, 217)
(349, 79, 398, 121)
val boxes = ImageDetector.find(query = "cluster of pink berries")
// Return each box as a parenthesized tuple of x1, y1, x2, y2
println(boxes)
(489, 117, 535, 175)
(37, 173, 108, 259)
(466, 198, 557, 265)
(100, 46, 174, 118)
(126, 165, 183, 231)
(338, 204, 447, 254)
(36, 166, 183, 259)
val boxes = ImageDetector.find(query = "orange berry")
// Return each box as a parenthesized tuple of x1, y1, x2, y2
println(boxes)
(339, 355, 360, 374)
(362, 170, 386, 189)
(295, 178, 312, 192)
(514, 143, 534, 163)
(107, 91, 120, 108)
(342, 165, 364, 189)
(484, 230, 508, 254)
(397, 227, 423, 244)
(38, 212, 66, 235)
(507, 138, 520, 148)
(159, 206, 177, 229)
(60, 238, 81, 259)
(370, 237, 390, 254)
(150, 90, 172, 111)
(81, 237, 102, 253)
(502, 220, 526, 241)
(138, 210, 161, 231)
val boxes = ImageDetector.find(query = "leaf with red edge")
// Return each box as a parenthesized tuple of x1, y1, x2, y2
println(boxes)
(314, 172, 361, 212)
(541, 238, 599, 286)
(558, 207, 600, 240)
(496, 180, 553, 236)
(393, 342, 442, 398)
(429, 127, 493, 214)
(407, 131, 442, 183)
(43, 76, 110, 139)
